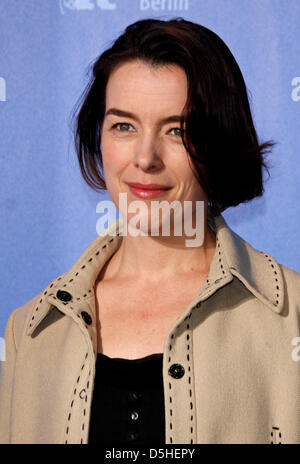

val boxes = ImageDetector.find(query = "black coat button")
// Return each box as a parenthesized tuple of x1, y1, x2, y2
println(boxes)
(81, 311, 92, 325)
(168, 363, 185, 379)
(56, 290, 72, 302)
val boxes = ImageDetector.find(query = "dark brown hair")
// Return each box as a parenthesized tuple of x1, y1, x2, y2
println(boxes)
(72, 17, 276, 216)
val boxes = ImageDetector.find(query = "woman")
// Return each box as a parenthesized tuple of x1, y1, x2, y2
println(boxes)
(1, 18, 300, 445)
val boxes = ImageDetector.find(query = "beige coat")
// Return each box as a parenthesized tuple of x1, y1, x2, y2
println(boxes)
(1, 213, 300, 444)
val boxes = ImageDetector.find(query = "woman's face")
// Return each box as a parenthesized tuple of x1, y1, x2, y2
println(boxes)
(100, 59, 208, 234)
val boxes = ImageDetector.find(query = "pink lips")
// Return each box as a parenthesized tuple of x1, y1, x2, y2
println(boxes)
(126, 182, 172, 199)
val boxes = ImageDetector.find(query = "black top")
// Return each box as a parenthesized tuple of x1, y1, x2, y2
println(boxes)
(88, 352, 165, 444)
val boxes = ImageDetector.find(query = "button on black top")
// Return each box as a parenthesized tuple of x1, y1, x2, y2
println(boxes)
(56, 290, 72, 302)
(129, 411, 139, 421)
(127, 430, 139, 441)
(81, 311, 92, 325)
(128, 391, 142, 401)
(88, 352, 165, 445)
(168, 363, 185, 379)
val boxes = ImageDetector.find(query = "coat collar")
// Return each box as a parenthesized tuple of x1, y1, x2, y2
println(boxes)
(26, 212, 284, 336)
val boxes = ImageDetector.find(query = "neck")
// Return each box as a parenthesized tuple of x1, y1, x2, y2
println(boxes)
(99, 212, 217, 285)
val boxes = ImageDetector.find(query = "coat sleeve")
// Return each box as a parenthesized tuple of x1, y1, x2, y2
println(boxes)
(0, 309, 17, 444)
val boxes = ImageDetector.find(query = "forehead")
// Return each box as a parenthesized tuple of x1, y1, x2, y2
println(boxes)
(105, 60, 188, 113)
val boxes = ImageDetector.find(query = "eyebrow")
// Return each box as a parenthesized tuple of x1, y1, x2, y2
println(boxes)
(104, 108, 183, 125)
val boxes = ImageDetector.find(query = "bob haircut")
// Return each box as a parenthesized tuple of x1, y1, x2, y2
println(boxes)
(72, 17, 276, 216)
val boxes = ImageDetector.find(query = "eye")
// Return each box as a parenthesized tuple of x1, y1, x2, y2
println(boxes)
(169, 127, 183, 137)
(111, 122, 134, 132)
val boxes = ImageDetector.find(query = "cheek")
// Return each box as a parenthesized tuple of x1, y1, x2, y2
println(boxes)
(101, 139, 130, 193)
(175, 158, 196, 184)
(101, 139, 121, 175)
(174, 158, 206, 198)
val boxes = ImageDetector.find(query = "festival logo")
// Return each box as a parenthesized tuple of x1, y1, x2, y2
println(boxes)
(140, 0, 188, 11)
(59, 0, 116, 14)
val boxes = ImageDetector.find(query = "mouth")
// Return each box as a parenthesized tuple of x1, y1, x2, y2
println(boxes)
(126, 182, 172, 190)
(125, 182, 172, 199)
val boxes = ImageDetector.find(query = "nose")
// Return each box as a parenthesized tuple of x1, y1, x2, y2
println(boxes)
(133, 134, 163, 172)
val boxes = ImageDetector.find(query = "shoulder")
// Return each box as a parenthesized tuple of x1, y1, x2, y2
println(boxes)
(280, 262, 300, 281)
(279, 263, 300, 305)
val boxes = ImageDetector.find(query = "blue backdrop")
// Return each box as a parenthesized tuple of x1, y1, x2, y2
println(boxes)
(1, 0, 300, 337)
